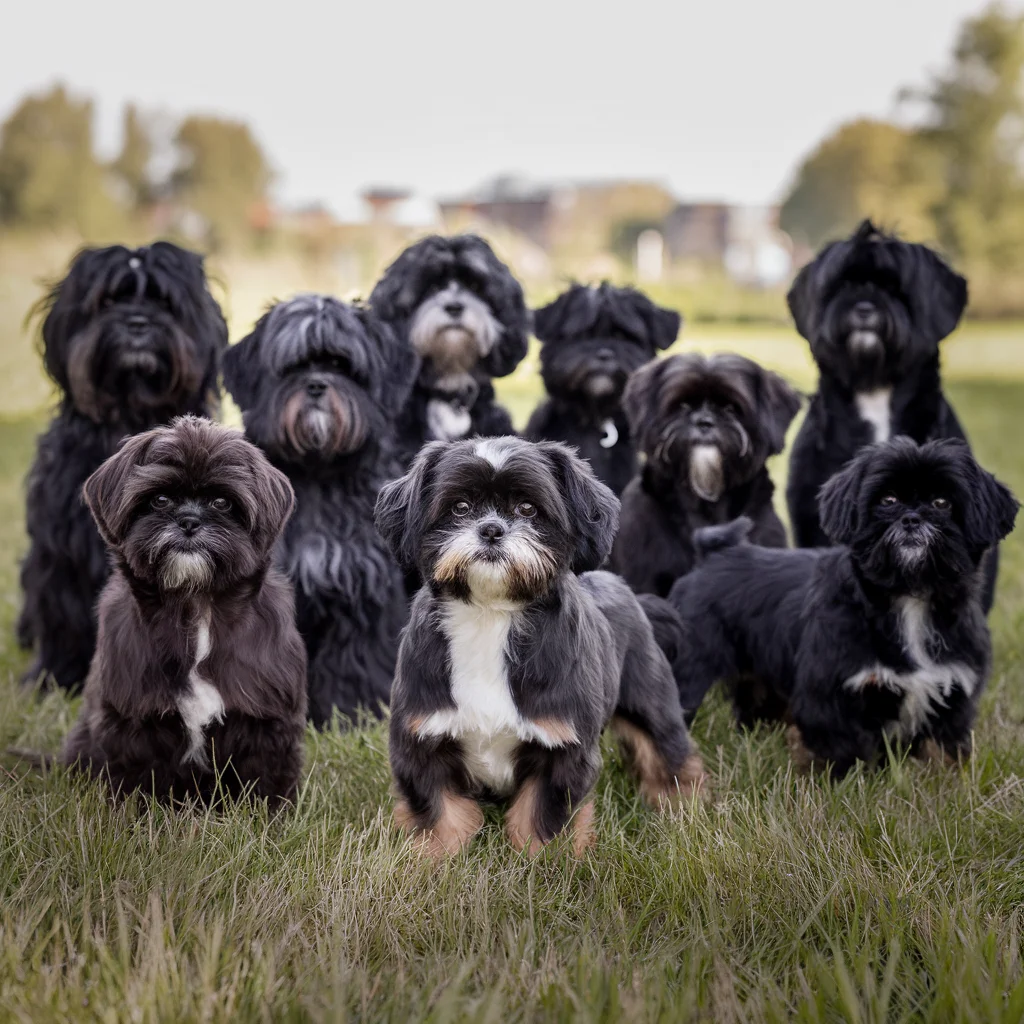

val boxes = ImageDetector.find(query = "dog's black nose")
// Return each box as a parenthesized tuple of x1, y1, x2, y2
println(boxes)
(851, 301, 878, 326)
(902, 511, 922, 529)
(444, 302, 465, 318)
(306, 379, 327, 398)
(127, 315, 149, 333)
(692, 408, 716, 430)
(178, 514, 201, 536)
(477, 520, 506, 543)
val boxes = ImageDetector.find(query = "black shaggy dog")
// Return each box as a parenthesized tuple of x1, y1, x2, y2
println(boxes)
(375, 437, 705, 857)
(369, 234, 529, 464)
(62, 416, 308, 806)
(223, 295, 418, 727)
(669, 438, 1018, 776)
(784, 221, 990, 587)
(609, 352, 801, 596)
(525, 283, 681, 494)
(19, 243, 228, 691)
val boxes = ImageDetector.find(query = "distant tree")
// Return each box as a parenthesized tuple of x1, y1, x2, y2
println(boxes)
(919, 3, 1024, 272)
(172, 116, 272, 249)
(0, 84, 118, 233)
(779, 119, 943, 251)
(111, 103, 154, 211)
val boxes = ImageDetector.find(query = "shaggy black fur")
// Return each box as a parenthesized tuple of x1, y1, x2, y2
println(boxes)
(222, 294, 417, 727)
(61, 417, 307, 805)
(369, 234, 529, 464)
(375, 437, 705, 857)
(525, 283, 680, 494)
(18, 242, 227, 692)
(669, 438, 1018, 776)
(782, 221, 1001, 604)
(609, 352, 801, 596)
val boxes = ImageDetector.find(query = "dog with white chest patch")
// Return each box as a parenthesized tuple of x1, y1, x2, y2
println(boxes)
(783, 222, 1002, 604)
(375, 436, 706, 857)
(60, 416, 308, 806)
(369, 235, 529, 465)
(668, 437, 1017, 776)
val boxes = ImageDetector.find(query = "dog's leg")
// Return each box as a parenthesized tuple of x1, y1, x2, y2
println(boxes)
(213, 715, 306, 807)
(504, 749, 599, 857)
(912, 691, 975, 767)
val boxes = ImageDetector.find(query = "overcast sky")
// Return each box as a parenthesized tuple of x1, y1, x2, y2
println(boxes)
(0, 0, 1006, 219)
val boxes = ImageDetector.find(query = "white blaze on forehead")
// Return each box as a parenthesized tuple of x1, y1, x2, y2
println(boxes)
(474, 437, 518, 470)
(178, 606, 225, 766)
(855, 388, 892, 443)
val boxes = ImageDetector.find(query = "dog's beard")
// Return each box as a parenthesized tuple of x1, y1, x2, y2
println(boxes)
(885, 522, 939, 573)
(431, 527, 557, 603)
(161, 550, 215, 591)
(409, 290, 501, 376)
(64, 316, 202, 422)
(280, 388, 367, 457)
(689, 444, 725, 502)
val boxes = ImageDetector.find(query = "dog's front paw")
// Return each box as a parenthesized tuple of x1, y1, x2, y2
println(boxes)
(394, 792, 483, 859)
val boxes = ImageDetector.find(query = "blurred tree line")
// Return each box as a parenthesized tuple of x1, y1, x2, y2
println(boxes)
(781, 3, 1024, 315)
(0, 86, 271, 251)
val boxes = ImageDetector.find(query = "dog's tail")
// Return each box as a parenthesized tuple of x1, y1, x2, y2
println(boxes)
(693, 516, 753, 561)
(637, 593, 688, 672)
(6, 748, 56, 770)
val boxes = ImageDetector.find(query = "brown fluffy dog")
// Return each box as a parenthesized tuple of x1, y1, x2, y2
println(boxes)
(61, 416, 308, 806)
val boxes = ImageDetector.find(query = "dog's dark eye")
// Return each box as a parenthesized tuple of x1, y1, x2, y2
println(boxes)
(932, 497, 951, 511)
(326, 356, 351, 375)
(452, 501, 472, 517)
(879, 495, 899, 507)
(151, 495, 171, 510)
(514, 502, 537, 519)
(210, 497, 232, 513)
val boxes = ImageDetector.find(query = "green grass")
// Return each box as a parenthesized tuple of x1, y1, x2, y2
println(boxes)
(2, 249, 1024, 1019)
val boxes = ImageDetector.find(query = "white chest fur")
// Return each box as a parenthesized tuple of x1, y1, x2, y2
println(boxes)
(417, 599, 570, 794)
(177, 608, 225, 766)
(855, 388, 892, 443)
(426, 399, 472, 442)
(844, 596, 977, 740)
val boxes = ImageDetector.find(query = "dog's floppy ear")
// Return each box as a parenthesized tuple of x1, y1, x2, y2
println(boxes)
(82, 430, 159, 548)
(950, 443, 1019, 550)
(221, 323, 262, 410)
(356, 305, 419, 415)
(244, 448, 296, 554)
(645, 302, 682, 351)
(786, 261, 820, 341)
(532, 285, 590, 343)
(756, 369, 802, 454)
(817, 450, 870, 546)
(479, 270, 529, 378)
(622, 359, 664, 452)
(909, 248, 968, 343)
(374, 441, 447, 569)
(539, 441, 620, 571)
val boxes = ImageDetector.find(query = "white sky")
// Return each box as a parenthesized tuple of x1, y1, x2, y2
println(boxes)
(0, 0, 1007, 219)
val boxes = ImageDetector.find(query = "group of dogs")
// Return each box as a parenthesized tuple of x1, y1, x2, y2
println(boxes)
(14, 221, 1018, 857)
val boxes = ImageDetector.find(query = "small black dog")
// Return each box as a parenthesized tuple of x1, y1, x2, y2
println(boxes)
(222, 295, 417, 727)
(375, 437, 705, 857)
(610, 352, 801, 596)
(19, 243, 228, 691)
(669, 438, 1017, 776)
(525, 283, 681, 494)
(62, 416, 308, 805)
(369, 234, 529, 464)
(786, 221, 975, 551)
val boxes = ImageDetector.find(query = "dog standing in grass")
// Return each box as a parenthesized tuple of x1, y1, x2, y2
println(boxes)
(526, 283, 681, 495)
(375, 436, 705, 857)
(62, 417, 307, 806)
(18, 243, 228, 692)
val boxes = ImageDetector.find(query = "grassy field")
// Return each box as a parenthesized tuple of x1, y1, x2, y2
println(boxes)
(2, 247, 1024, 1020)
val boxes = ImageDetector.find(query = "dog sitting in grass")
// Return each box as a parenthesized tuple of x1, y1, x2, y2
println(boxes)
(61, 416, 308, 806)
(525, 283, 680, 494)
(375, 436, 705, 857)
